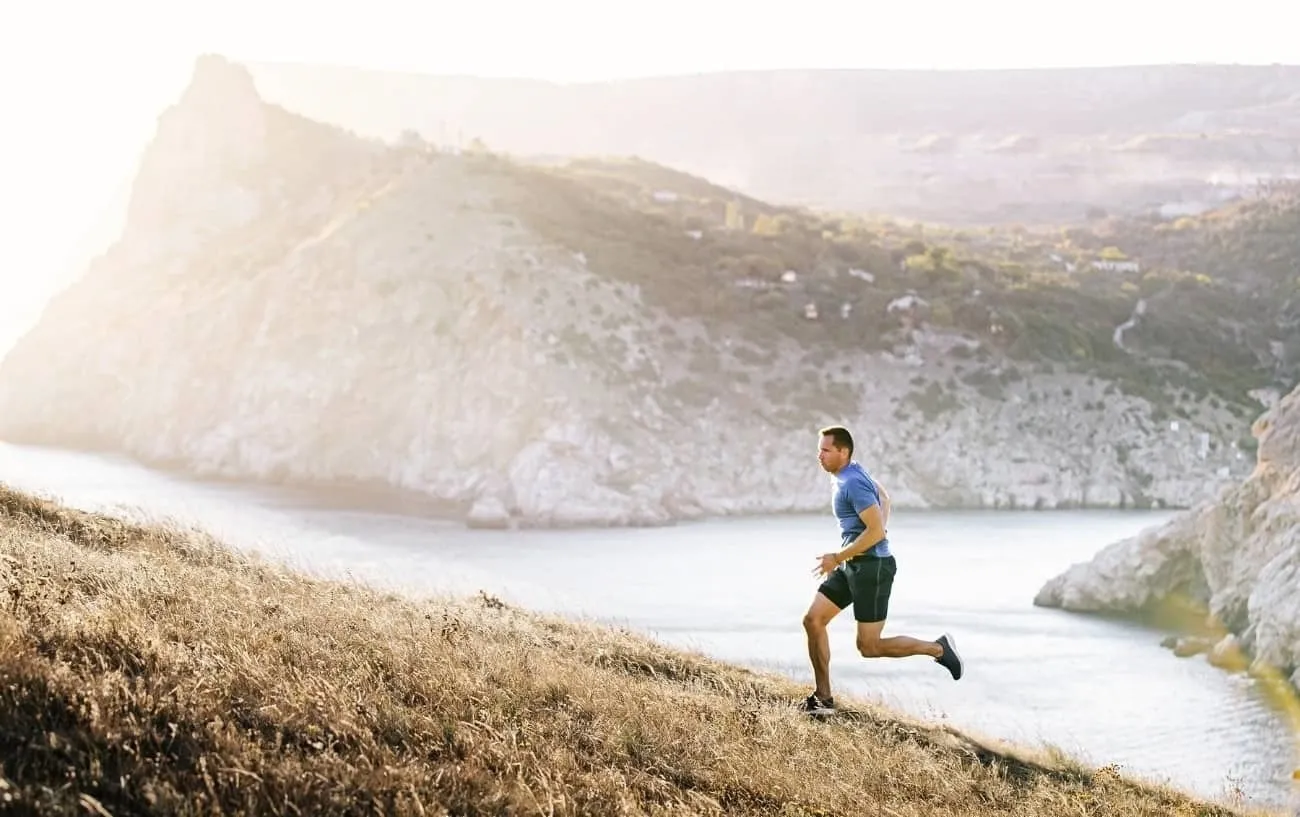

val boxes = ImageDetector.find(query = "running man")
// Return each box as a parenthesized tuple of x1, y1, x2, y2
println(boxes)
(800, 425, 963, 715)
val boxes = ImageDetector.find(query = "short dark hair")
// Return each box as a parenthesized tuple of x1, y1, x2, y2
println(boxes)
(819, 425, 854, 456)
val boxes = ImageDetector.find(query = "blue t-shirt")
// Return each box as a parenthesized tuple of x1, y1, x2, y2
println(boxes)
(832, 461, 891, 558)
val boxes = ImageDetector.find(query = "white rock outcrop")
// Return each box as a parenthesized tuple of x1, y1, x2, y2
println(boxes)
(1035, 383, 1300, 692)
(0, 56, 1257, 529)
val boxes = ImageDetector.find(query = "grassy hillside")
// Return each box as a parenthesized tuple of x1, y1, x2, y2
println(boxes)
(0, 483, 1269, 815)
(475, 151, 1297, 419)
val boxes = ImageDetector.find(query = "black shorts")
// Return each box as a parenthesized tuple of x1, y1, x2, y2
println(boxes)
(817, 555, 897, 623)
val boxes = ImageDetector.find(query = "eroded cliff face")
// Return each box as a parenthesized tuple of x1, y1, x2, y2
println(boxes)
(0, 56, 1254, 529)
(1035, 384, 1300, 691)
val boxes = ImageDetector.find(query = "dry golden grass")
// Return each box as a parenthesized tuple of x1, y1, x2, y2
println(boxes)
(0, 483, 1279, 816)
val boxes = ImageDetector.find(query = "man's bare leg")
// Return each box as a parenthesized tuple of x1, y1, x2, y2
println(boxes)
(802, 593, 843, 699)
(855, 619, 942, 659)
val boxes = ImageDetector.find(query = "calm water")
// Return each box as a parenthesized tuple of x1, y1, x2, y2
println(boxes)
(2, 440, 1297, 810)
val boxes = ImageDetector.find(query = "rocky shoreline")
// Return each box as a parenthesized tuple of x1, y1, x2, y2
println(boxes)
(1034, 384, 1300, 695)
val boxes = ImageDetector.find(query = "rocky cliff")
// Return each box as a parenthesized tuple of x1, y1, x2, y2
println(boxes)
(0, 56, 1258, 528)
(1035, 382, 1300, 693)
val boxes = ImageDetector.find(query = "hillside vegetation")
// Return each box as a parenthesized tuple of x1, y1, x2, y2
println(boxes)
(492, 151, 1298, 419)
(1084, 189, 1300, 390)
(0, 483, 1267, 816)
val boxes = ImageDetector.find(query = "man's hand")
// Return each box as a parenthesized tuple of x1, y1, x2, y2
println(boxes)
(813, 552, 841, 577)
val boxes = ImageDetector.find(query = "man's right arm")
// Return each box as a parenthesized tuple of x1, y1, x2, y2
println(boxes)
(832, 477, 886, 562)
(876, 479, 891, 530)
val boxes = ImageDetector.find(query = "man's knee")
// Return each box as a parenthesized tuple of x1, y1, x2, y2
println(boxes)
(804, 593, 841, 631)
(856, 636, 884, 658)
(803, 610, 828, 632)
(856, 619, 887, 656)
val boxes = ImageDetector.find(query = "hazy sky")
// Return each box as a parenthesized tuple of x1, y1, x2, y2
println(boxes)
(0, 0, 1294, 353)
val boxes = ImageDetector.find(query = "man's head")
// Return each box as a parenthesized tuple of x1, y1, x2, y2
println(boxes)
(818, 425, 854, 473)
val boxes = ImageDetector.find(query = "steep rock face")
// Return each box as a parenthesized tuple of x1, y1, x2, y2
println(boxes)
(0, 56, 1254, 528)
(1035, 384, 1300, 691)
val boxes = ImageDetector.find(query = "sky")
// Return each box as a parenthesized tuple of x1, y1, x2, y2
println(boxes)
(0, 0, 1295, 353)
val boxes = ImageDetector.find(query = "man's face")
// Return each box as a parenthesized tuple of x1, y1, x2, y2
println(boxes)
(818, 435, 848, 473)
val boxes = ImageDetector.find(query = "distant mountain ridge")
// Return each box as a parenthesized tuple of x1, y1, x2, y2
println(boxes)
(245, 60, 1300, 224)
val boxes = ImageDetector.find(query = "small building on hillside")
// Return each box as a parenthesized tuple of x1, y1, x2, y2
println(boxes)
(1091, 259, 1141, 273)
